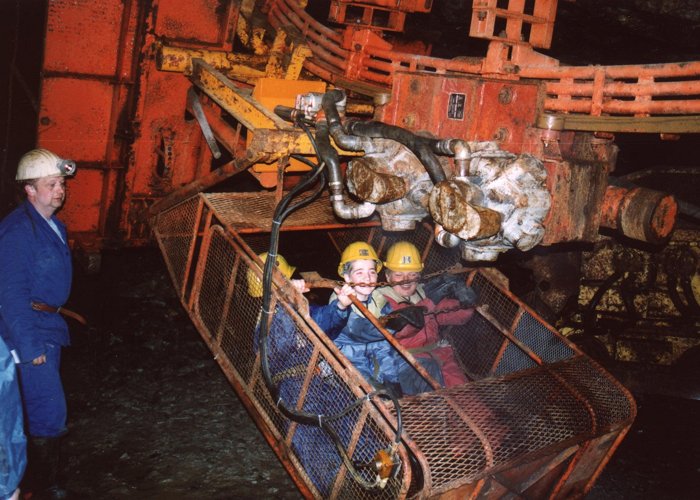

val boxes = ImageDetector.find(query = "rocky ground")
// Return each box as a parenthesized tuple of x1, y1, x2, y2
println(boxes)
(56, 247, 699, 499)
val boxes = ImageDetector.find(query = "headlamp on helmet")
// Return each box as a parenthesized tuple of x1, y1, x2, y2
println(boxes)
(16, 148, 77, 181)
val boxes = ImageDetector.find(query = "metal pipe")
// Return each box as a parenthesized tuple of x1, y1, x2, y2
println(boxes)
(320, 90, 380, 153)
(315, 120, 376, 220)
(601, 180, 678, 243)
(434, 223, 460, 248)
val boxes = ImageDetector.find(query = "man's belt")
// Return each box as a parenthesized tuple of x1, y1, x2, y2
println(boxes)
(31, 302, 87, 326)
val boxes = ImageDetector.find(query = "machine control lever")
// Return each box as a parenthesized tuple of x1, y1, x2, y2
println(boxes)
(187, 87, 222, 159)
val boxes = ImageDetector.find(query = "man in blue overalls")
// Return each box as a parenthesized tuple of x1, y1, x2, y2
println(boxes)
(0, 149, 77, 499)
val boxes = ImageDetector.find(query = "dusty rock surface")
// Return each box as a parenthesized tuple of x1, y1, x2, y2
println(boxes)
(62, 248, 301, 499)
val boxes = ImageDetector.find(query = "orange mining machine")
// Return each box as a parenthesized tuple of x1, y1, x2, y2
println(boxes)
(6, 0, 700, 498)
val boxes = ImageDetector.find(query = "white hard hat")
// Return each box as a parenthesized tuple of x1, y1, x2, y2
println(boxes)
(16, 148, 77, 181)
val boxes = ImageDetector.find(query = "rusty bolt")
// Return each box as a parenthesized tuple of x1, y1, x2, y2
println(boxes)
(403, 114, 416, 128)
(493, 127, 510, 142)
(498, 87, 513, 104)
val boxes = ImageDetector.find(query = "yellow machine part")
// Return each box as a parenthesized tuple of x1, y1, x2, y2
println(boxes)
(250, 78, 327, 188)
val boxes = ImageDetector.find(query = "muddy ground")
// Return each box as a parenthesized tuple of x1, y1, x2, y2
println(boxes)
(56, 247, 699, 499)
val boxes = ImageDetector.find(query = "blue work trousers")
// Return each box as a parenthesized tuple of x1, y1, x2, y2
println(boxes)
(16, 344, 67, 438)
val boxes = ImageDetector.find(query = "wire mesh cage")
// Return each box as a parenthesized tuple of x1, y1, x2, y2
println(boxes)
(153, 192, 636, 499)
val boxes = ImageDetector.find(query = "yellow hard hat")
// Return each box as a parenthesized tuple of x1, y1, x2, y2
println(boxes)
(16, 148, 77, 181)
(246, 252, 296, 298)
(337, 241, 382, 277)
(384, 241, 424, 272)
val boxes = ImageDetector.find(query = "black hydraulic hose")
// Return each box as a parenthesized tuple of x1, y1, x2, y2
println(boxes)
(256, 117, 403, 489)
(619, 275, 639, 321)
(681, 275, 700, 316)
(321, 89, 344, 129)
(666, 271, 700, 317)
(583, 271, 623, 334)
(666, 272, 689, 316)
(346, 120, 447, 184)
(315, 120, 343, 191)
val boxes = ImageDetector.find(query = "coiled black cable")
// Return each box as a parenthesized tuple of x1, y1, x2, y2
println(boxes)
(256, 114, 403, 489)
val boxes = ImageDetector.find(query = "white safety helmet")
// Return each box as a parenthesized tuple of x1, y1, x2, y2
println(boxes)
(16, 148, 77, 181)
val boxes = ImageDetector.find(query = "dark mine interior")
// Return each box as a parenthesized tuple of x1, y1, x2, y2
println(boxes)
(1, 1, 699, 499)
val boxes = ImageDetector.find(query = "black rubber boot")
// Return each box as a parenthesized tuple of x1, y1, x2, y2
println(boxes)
(23, 437, 68, 500)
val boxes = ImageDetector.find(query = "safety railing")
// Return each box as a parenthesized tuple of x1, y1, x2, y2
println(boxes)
(268, 0, 700, 121)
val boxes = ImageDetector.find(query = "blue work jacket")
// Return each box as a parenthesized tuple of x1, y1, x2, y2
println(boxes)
(330, 291, 401, 385)
(0, 201, 72, 363)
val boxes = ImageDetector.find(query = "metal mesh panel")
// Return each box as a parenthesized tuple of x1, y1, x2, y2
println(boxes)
(203, 192, 377, 231)
(514, 312, 575, 363)
(153, 196, 200, 294)
(248, 304, 407, 499)
(189, 224, 407, 498)
(330, 227, 377, 256)
(398, 366, 595, 491)
(471, 272, 519, 327)
(551, 357, 636, 428)
(422, 243, 462, 275)
(154, 193, 636, 498)
(495, 342, 539, 375)
(447, 314, 507, 379)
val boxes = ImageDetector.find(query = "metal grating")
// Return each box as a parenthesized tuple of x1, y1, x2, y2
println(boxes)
(447, 314, 507, 380)
(397, 366, 598, 492)
(203, 192, 380, 232)
(188, 224, 407, 498)
(153, 195, 201, 295)
(513, 312, 575, 363)
(471, 272, 520, 328)
(153, 193, 636, 499)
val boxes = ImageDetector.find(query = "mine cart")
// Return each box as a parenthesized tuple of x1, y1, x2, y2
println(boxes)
(153, 194, 636, 498)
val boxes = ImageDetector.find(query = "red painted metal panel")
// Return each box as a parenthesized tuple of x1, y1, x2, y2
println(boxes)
(61, 170, 104, 233)
(378, 73, 541, 154)
(44, 0, 125, 75)
(38, 78, 113, 160)
(155, 0, 236, 45)
(124, 70, 207, 198)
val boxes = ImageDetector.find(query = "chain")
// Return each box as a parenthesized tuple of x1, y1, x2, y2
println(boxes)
(338, 264, 471, 289)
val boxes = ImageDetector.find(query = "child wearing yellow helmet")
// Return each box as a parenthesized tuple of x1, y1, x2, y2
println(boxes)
(247, 251, 354, 339)
(329, 242, 410, 394)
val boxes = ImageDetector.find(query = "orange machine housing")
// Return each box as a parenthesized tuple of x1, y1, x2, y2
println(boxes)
(36, 0, 230, 255)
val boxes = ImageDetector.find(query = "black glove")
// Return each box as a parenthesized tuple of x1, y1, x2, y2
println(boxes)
(424, 274, 460, 304)
(453, 280, 478, 307)
(383, 305, 426, 331)
(424, 274, 478, 307)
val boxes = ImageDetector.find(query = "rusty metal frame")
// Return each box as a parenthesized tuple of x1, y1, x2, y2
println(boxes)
(153, 192, 637, 498)
(267, 0, 700, 132)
